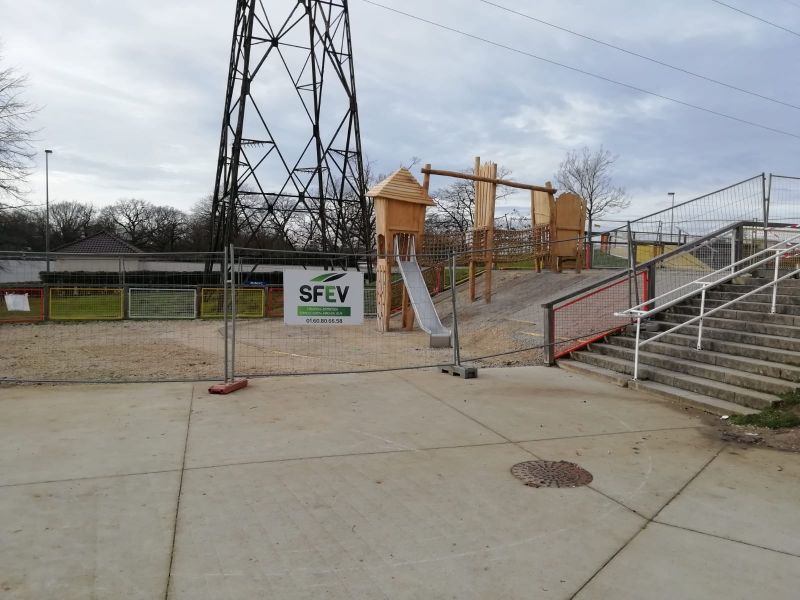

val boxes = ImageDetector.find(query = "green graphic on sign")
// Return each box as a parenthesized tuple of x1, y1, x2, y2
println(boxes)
(297, 306, 352, 317)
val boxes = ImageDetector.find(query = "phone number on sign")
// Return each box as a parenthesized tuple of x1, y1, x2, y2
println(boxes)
(305, 318, 344, 324)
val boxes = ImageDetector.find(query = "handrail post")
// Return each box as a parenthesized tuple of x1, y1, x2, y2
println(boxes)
(633, 317, 641, 381)
(697, 286, 707, 350)
(734, 224, 744, 264)
(543, 305, 555, 366)
(772, 250, 780, 314)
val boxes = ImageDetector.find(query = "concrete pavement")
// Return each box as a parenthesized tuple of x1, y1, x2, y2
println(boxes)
(0, 366, 798, 599)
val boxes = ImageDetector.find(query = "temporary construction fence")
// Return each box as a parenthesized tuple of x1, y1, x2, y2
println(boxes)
(590, 174, 766, 269)
(0, 237, 583, 383)
(0, 251, 230, 382)
(3, 173, 798, 383)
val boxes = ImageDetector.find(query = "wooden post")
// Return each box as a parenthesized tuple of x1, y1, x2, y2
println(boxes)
(377, 259, 392, 332)
(401, 292, 414, 330)
(484, 161, 497, 304)
(469, 156, 480, 302)
(468, 260, 476, 302)
(422, 163, 431, 194)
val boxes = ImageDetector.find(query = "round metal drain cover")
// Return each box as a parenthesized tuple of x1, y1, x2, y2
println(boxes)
(511, 460, 593, 488)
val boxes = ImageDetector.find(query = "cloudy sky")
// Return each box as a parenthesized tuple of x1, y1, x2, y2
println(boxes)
(2, 0, 799, 227)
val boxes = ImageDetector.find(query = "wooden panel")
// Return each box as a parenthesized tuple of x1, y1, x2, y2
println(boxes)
(531, 186, 554, 227)
(551, 192, 586, 259)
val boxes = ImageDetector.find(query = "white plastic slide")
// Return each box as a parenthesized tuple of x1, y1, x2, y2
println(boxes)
(396, 259, 451, 348)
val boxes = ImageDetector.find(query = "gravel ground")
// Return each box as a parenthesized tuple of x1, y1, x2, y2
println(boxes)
(0, 270, 610, 382)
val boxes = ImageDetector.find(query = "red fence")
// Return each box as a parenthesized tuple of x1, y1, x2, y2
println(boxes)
(0, 288, 45, 323)
(552, 271, 647, 360)
(266, 287, 284, 318)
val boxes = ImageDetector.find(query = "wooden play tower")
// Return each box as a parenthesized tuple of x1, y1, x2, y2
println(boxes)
(368, 168, 435, 334)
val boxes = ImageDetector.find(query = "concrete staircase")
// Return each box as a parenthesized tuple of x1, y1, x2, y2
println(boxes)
(560, 274, 800, 415)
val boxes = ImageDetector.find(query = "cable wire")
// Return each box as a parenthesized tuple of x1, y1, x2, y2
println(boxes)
(360, 0, 800, 141)
(477, 0, 800, 112)
(710, 0, 800, 38)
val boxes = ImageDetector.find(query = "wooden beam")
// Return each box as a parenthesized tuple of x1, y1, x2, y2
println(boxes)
(421, 167, 557, 194)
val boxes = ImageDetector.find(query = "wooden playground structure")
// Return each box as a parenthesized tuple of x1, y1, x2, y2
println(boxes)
(368, 158, 587, 343)
(420, 159, 587, 302)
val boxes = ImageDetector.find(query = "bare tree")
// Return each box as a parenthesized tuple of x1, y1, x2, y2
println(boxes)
(0, 55, 37, 208)
(45, 201, 95, 247)
(147, 205, 188, 251)
(100, 199, 155, 247)
(555, 146, 629, 238)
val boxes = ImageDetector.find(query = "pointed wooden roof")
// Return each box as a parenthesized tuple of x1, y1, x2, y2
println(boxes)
(367, 168, 434, 205)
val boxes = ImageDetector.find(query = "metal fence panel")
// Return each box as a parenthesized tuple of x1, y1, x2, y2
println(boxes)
(128, 288, 197, 319)
(49, 287, 124, 321)
(0, 288, 45, 323)
(0, 251, 227, 383)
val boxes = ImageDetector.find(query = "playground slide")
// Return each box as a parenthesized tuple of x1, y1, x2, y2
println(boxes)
(396, 259, 452, 348)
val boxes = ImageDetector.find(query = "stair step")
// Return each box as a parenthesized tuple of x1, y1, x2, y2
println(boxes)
(662, 312, 800, 339)
(590, 343, 797, 396)
(572, 350, 779, 409)
(557, 359, 757, 416)
(740, 276, 800, 288)
(609, 336, 800, 382)
(708, 290, 800, 306)
(636, 331, 800, 367)
(557, 358, 629, 386)
(668, 305, 800, 327)
(628, 380, 758, 416)
(718, 282, 800, 296)
(686, 297, 800, 316)
(656, 321, 800, 352)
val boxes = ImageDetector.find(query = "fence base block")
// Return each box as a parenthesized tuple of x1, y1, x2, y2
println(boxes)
(208, 379, 249, 395)
(440, 365, 478, 379)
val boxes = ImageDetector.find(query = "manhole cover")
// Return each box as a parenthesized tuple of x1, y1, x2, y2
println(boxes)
(511, 460, 593, 488)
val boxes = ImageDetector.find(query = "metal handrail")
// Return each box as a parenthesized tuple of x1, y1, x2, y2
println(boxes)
(618, 236, 800, 380)
(620, 231, 800, 317)
(543, 220, 758, 310)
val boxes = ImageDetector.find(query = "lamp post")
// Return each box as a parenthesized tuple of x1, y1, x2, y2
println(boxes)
(668, 192, 675, 244)
(45, 149, 53, 272)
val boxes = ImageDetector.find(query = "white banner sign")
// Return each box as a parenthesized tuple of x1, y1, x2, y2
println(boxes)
(283, 270, 364, 326)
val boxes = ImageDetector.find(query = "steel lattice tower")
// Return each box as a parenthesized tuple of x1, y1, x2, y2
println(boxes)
(209, 0, 368, 253)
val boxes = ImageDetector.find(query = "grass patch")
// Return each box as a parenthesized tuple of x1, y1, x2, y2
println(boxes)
(49, 290, 123, 320)
(731, 389, 800, 429)
(777, 389, 800, 407)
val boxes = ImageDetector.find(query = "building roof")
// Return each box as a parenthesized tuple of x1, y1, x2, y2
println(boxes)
(55, 231, 143, 254)
(366, 168, 435, 205)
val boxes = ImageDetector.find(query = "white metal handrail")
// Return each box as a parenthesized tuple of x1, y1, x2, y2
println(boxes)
(622, 230, 800, 318)
(614, 234, 800, 380)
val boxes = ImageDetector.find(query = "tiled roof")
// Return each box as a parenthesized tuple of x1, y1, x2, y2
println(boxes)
(55, 231, 143, 254)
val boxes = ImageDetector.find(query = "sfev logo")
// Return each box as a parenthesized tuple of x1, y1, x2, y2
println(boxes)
(299, 273, 350, 303)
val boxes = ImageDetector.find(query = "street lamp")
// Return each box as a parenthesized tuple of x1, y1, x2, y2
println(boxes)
(45, 149, 53, 272)
(668, 192, 675, 244)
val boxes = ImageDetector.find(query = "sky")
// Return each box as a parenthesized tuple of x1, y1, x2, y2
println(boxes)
(2, 0, 799, 229)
